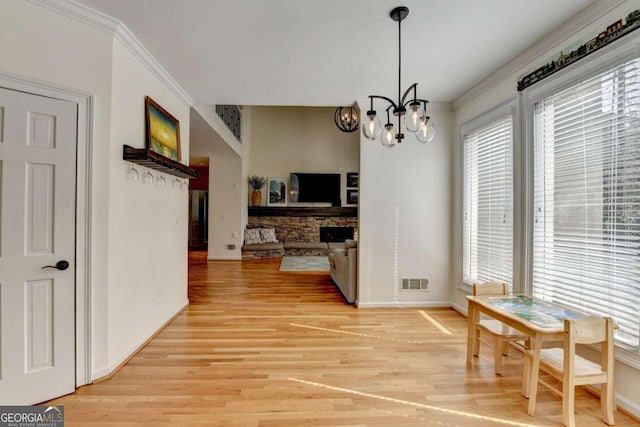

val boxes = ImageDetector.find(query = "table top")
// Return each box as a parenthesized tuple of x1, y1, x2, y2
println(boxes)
(467, 294, 584, 331)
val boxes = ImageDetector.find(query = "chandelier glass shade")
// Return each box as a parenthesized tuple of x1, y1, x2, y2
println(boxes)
(334, 106, 359, 133)
(362, 6, 435, 147)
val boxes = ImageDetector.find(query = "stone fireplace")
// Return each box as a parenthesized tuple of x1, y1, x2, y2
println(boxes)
(247, 207, 357, 243)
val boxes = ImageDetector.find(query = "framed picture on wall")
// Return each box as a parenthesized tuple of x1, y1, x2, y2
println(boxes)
(346, 189, 358, 205)
(346, 172, 358, 188)
(268, 177, 287, 206)
(145, 96, 181, 161)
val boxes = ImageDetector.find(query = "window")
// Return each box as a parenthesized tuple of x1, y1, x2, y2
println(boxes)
(532, 57, 640, 352)
(463, 113, 514, 288)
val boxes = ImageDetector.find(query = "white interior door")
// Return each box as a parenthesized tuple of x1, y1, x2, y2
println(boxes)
(0, 87, 77, 404)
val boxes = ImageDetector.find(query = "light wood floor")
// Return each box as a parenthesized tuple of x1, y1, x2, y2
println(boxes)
(48, 251, 639, 426)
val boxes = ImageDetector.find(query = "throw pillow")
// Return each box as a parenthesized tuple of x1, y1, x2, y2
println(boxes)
(259, 228, 278, 243)
(244, 228, 262, 245)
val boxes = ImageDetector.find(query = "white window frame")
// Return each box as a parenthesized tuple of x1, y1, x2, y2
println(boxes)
(522, 36, 640, 367)
(459, 99, 520, 293)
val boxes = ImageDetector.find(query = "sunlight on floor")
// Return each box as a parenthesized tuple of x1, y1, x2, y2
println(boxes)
(419, 310, 453, 335)
(289, 378, 540, 427)
(290, 323, 428, 344)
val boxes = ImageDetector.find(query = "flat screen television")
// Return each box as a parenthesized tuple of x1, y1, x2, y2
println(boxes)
(290, 173, 341, 206)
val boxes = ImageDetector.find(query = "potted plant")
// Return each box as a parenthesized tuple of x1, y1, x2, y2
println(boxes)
(248, 175, 266, 206)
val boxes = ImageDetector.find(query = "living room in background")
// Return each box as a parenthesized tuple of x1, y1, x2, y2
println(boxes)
(462, 105, 514, 290)
(527, 51, 640, 353)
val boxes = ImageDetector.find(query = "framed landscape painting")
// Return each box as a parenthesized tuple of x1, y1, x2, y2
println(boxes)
(268, 177, 287, 206)
(145, 96, 181, 161)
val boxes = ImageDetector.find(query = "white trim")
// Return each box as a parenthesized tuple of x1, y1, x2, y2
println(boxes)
(617, 391, 640, 419)
(0, 72, 93, 387)
(112, 25, 194, 107)
(453, 0, 627, 108)
(28, 0, 194, 107)
(521, 36, 640, 365)
(91, 300, 188, 380)
(208, 255, 242, 261)
(521, 31, 640, 297)
(450, 301, 467, 317)
(458, 99, 516, 138)
(457, 98, 519, 292)
(27, 0, 119, 33)
(356, 301, 452, 309)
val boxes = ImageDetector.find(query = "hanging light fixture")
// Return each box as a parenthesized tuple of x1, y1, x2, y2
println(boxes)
(362, 6, 435, 147)
(334, 105, 359, 133)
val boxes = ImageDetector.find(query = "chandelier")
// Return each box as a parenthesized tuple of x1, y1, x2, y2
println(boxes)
(362, 6, 435, 147)
(334, 106, 359, 133)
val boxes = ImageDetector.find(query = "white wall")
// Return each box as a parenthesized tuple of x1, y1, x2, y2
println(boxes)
(0, 0, 114, 374)
(189, 108, 244, 260)
(0, 0, 191, 379)
(357, 105, 453, 307)
(108, 40, 190, 367)
(451, 0, 640, 416)
(249, 106, 359, 206)
(208, 152, 243, 259)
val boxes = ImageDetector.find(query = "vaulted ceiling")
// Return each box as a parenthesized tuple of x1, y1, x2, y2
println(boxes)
(76, 0, 595, 106)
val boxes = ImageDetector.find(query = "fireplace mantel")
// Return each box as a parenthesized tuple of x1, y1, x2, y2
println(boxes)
(248, 207, 357, 217)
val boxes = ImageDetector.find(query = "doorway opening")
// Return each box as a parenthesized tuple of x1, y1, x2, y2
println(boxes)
(189, 160, 209, 250)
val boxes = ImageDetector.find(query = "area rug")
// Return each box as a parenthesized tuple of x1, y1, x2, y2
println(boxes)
(279, 256, 330, 272)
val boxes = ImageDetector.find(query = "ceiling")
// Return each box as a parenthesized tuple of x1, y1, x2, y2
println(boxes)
(76, 0, 595, 106)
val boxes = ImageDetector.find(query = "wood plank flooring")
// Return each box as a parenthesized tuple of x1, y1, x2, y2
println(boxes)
(47, 251, 640, 426)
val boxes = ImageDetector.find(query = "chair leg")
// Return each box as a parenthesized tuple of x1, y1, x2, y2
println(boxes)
(562, 382, 576, 427)
(522, 340, 531, 398)
(601, 382, 615, 425)
(522, 354, 530, 398)
(527, 339, 543, 416)
(501, 339, 510, 356)
(473, 325, 481, 357)
(494, 336, 503, 375)
(527, 375, 539, 416)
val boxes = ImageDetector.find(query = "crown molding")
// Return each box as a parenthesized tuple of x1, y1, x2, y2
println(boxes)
(452, 0, 627, 109)
(112, 24, 194, 106)
(27, 0, 195, 107)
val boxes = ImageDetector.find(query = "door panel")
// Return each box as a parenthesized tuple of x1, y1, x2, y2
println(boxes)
(25, 279, 54, 372)
(26, 163, 55, 255)
(28, 112, 57, 149)
(0, 87, 77, 404)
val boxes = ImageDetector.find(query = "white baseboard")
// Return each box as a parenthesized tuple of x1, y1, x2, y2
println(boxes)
(91, 300, 188, 382)
(90, 366, 111, 381)
(207, 255, 242, 260)
(617, 393, 640, 420)
(450, 301, 467, 317)
(356, 301, 452, 309)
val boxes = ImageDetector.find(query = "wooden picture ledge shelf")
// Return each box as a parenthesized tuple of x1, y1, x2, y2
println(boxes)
(123, 145, 198, 179)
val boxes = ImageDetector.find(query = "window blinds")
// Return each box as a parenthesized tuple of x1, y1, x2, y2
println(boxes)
(463, 115, 513, 288)
(533, 57, 640, 351)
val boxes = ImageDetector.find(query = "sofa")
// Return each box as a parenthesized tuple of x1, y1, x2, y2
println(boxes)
(241, 227, 350, 259)
(328, 239, 357, 303)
